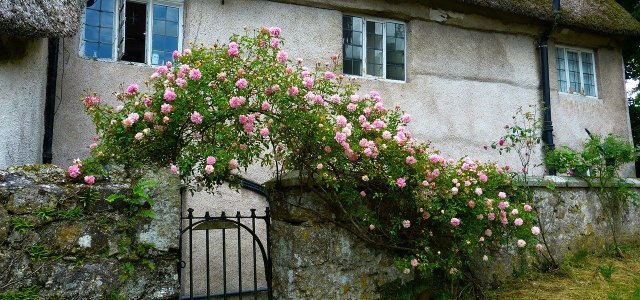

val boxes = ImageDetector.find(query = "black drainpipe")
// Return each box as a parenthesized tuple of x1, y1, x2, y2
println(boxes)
(42, 37, 59, 164)
(539, 0, 560, 175)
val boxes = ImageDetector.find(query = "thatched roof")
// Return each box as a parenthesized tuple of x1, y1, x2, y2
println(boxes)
(0, 0, 84, 38)
(272, 0, 640, 36)
(455, 0, 640, 36)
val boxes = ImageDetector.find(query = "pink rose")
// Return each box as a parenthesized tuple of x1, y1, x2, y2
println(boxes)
(189, 68, 202, 80)
(402, 220, 410, 228)
(126, 83, 138, 95)
(450, 218, 461, 226)
(190, 111, 203, 124)
(269, 26, 281, 36)
(514, 218, 523, 226)
(531, 226, 540, 235)
(83, 175, 95, 185)
(229, 159, 239, 170)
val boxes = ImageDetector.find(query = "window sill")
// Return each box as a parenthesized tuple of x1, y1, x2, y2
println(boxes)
(557, 91, 600, 101)
(79, 56, 157, 69)
(345, 74, 406, 84)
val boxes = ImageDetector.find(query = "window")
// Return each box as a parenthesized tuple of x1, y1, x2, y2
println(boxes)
(555, 46, 597, 97)
(343, 16, 406, 81)
(82, 0, 182, 65)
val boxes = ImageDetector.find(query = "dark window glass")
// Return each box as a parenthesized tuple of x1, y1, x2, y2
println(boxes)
(581, 52, 596, 96)
(556, 47, 567, 93)
(342, 16, 363, 76)
(121, 1, 147, 63)
(385, 22, 405, 80)
(366, 21, 383, 77)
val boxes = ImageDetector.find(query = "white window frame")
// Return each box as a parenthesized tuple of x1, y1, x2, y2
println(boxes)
(556, 45, 598, 98)
(343, 15, 407, 83)
(80, 0, 184, 66)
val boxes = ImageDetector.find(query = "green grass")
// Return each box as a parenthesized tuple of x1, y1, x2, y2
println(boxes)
(488, 244, 640, 300)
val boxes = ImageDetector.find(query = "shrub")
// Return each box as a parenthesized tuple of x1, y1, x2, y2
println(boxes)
(74, 27, 537, 286)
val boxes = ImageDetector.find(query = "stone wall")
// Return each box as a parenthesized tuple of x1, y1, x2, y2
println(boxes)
(0, 165, 181, 299)
(268, 179, 409, 300)
(268, 176, 640, 298)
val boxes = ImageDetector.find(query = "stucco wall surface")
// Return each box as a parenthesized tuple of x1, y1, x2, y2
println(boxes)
(53, 0, 631, 176)
(0, 37, 48, 169)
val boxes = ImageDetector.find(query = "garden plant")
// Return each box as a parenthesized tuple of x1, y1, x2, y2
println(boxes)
(70, 27, 539, 296)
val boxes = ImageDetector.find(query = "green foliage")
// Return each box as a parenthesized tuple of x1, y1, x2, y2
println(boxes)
(104, 291, 127, 300)
(0, 286, 40, 300)
(564, 250, 591, 268)
(119, 262, 135, 282)
(599, 263, 615, 281)
(79, 28, 538, 288)
(490, 105, 542, 176)
(106, 180, 156, 219)
(545, 134, 639, 251)
(10, 216, 34, 233)
(79, 187, 99, 208)
(34, 207, 56, 222)
(25, 244, 50, 261)
(56, 207, 83, 220)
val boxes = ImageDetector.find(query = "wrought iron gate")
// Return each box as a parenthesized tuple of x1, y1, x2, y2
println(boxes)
(179, 181, 272, 300)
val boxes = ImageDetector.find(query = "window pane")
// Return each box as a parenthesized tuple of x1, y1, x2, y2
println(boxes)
(353, 46, 362, 60)
(100, 12, 113, 28)
(352, 60, 362, 76)
(387, 65, 404, 81)
(343, 16, 353, 30)
(152, 34, 164, 50)
(342, 16, 363, 76)
(556, 47, 567, 93)
(567, 51, 581, 93)
(366, 21, 383, 77)
(86, 9, 100, 26)
(166, 7, 179, 22)
(581, 52, 596, 96)
(386, 22, 405, 81)
(352, 31, 362, 46)
(84, 2, 115, 60)
(150, 4, 181, 65)
(164, 36, 178, 52)
(98, 43, 113, 58)
(344, 44, 352, 59)
(153, 20, 166, 35)
(99, 27, 112, 43)
(343, 59, 353, 74)
(85, 42, 99, 58)
(101, 0, 115, 12)
(367, 63, 382, 76)
(85, 25, 99, 42)
(154, 5, 167, 20)
(88, 0, 101, 9)
(166, 21, 179, 37)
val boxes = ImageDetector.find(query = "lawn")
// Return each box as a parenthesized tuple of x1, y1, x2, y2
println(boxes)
(488, 244, 640, 300)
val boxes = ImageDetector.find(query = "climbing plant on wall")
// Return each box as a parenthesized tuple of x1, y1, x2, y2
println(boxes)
(73, 27, 538, 292)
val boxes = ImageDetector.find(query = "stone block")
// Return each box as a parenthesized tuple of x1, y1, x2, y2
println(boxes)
(137, 168, 181, 252)
(0, 206, 8, 240)
(6, 185, 63, 214)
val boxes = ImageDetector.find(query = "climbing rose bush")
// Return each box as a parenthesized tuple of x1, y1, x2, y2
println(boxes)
(78, 27, 536, 280)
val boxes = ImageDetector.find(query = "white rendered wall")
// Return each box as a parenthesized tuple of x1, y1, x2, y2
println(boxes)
(0, 37, 48, 169)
